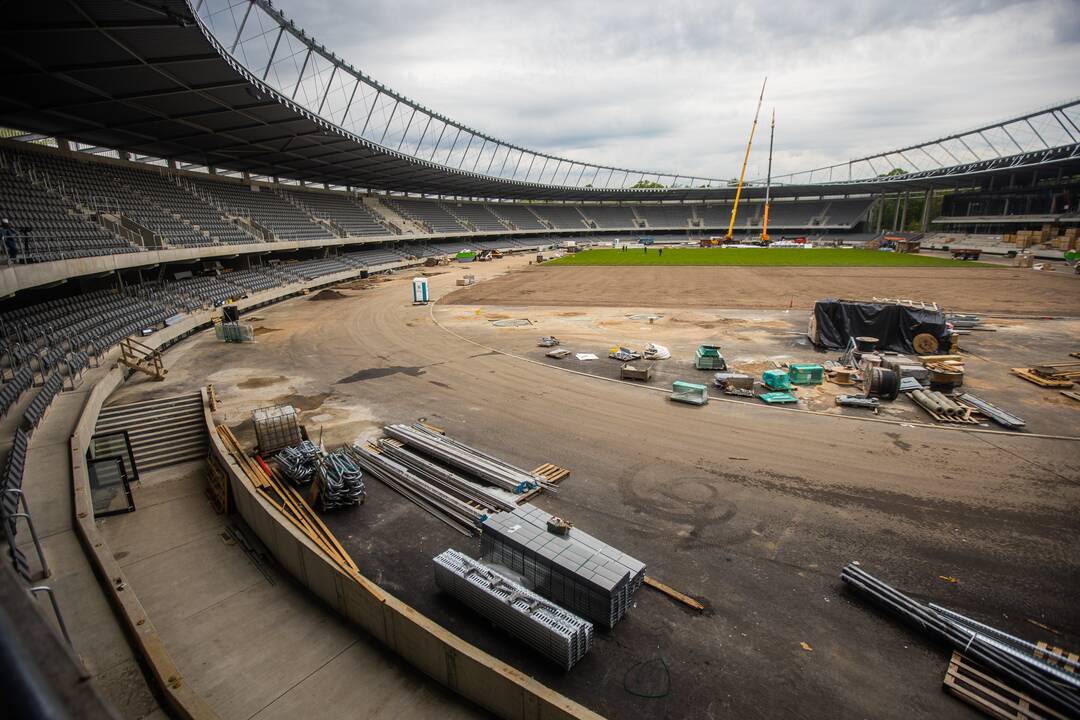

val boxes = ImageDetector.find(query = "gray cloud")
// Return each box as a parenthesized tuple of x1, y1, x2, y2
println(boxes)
(270, 0, 1079, 178)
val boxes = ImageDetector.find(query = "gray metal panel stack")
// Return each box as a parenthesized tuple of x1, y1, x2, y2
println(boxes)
(480, 505, 645, 629)
(433, 549, 593, 670)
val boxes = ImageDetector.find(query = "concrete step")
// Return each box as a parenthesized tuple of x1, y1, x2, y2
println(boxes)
(136, 443, 208, 471)
(99, 392, 201, 416)
(96, 405, 203, 431)
(96, 391, 207, 472)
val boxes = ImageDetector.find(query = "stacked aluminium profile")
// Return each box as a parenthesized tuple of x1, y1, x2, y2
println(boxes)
(434, 549, 593, 670)
(384, 424, 539, 494)
(481, 505, 645, 629)
(842, 563, 1080, 716)
(348, 444, 487, 532)
(376, 440, 516, 511)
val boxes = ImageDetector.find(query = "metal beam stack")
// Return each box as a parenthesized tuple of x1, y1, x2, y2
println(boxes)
(842, 563, 1080, 717)
(433, 549, 593, 670)
(383, 424, 539, 494)
(481, 505, 645, 629)
(348, 444, 487, 533)
(376, 440, 516, 511)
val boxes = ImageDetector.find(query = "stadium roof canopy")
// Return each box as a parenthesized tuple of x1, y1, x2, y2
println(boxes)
(1, 0, 1078, 201)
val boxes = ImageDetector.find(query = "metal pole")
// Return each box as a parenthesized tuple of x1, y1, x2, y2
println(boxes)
(726, 77, 767, 241)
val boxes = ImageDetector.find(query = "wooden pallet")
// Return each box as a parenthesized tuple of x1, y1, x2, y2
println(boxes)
(533, 463, 570, 485)
(1034, 641, 1079, 674)
(944, 651, 1067, 720)
(911, 399, 980, 424)
(1012, 368, 1075, 389)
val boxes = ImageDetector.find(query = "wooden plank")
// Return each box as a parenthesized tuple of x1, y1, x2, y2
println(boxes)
(1060, 390, 1080, 402)
(643, 575, 704, 612)
(1012, 368, 1074, 388)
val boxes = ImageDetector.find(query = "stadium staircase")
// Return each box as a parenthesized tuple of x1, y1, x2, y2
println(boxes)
(362, 196, 416, 234)
(275, 188, 348, 238)
(94, 391, 208, 472)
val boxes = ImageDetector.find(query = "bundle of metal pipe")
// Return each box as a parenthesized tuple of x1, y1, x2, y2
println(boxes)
(347, 444, 487, 534)
(384, 424, 539, 494)
(274, 441, 321, 485)
(911, 389, 966, 416)
(957, 393, 1025, 430)
(434, 549, 593, 670)
(841, 564, 1080, 716)
(376, 440, 516, 512)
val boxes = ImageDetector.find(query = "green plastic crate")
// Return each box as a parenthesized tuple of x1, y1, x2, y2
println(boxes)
(695, 345, 726, 370)
(788, 363, 824, 385)
(762, 369, 792, 390)
(671, 381, 709, 405)
(759, 391, 798, 404)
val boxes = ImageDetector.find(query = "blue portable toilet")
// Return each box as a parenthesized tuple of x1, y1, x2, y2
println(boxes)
(412, 277, 429, 304)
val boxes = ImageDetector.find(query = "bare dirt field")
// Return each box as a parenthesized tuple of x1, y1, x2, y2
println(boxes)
(444, 264, 1080, 315)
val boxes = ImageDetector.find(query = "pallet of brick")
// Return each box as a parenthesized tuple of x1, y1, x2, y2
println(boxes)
(433, 549, 593, 670)
(480, 504, 645, 629)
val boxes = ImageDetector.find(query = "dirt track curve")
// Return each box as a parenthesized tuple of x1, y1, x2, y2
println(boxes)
(115, 258, 1080, 720)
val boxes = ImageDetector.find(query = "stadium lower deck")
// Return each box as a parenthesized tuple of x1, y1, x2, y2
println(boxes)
(101, 254, 1080, 719)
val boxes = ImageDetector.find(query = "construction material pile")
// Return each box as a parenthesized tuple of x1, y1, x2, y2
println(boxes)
(252, 405, 302, 454)
(274, 441, 321, 485)
(842, 563, 1080, 717)
(481, 505, 645, 629)
(384, 424, 540, 494)
(318, 451, 365, 510)
(433, 549, 593, 670)
(347, 443, 489, 533)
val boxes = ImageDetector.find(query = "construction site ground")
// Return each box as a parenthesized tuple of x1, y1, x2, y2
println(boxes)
(107, 254, 1080, 720)
(444, 263, 1080, 315)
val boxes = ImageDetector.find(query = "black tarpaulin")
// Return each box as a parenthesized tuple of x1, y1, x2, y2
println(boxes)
(810, 300, 949, 353)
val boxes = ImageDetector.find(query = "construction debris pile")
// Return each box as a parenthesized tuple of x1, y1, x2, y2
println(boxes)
(842, 564, 1080, 717)
(433, 549, 594, 670)
(481, 505, 646, 630)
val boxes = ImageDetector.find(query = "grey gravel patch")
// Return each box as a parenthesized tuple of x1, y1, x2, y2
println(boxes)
(627, 313, 664, 321)
(491, 318, 532, 327)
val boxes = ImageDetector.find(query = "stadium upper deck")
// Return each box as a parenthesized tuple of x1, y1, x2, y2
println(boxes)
(0, 0, 1077, 201)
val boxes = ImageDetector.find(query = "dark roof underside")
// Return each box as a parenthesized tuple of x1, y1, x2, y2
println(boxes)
(1, 1, 1077, 201)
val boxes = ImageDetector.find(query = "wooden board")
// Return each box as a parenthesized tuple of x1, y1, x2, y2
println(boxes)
(943, 651, 1067, 720)
(1034, 642, 1079, 674)
(644, 576, 704, 612)
(1012, 368, 1075, 389)
(911, 400, 980, 424)
(1061, 390, 1080, 402)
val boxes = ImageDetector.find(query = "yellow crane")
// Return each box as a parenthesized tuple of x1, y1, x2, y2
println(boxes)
(725, 77, 767, 242)
(761, 109, 775, 243)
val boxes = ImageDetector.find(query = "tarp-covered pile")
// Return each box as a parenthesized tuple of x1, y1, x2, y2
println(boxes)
(809, 299, 949, 354)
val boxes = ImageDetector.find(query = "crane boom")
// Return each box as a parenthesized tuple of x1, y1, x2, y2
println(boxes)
(762, 108, 775, 243)
(725, 77, 767, 241)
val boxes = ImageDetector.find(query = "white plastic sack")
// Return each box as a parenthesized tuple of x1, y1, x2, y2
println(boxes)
(643, 343, 671, 360)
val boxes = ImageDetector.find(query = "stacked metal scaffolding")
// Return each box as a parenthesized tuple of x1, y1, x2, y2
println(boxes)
(433, 549, 593, 670)
(384, 424, 539, 494)
(481, 505, 645, 629)
(842, 563, 1080, 716)
(347, 444, 488, 533)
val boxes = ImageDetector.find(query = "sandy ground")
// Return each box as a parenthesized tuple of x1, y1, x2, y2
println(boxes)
(106, 255, 1080, 720)
(444, 264, 1080, 315)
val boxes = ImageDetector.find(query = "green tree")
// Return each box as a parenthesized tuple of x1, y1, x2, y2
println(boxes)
(631, 180, 666, 189)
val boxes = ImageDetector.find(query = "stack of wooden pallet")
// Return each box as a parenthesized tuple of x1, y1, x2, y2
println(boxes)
(1012, 361, 1080, 389)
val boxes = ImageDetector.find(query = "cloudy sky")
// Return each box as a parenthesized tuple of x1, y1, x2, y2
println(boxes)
(271, 0, 1079, 180)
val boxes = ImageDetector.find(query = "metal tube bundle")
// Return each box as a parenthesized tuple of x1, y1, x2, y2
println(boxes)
(348, 444, 487, 534)
(376, 440, 516, 512)
(841, 564, 1080, 716)
(434, 549, 593, 670)
(384, 424, 539, 494)
(318, 451, 365, 510)
(274, 441, 321, 486)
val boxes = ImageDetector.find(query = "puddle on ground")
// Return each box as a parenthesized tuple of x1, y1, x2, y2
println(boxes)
(253, 326, 281, 335)
(271, 392, 332, 411)
(336, 366, 426, 383)
(238, 375, 289, 389)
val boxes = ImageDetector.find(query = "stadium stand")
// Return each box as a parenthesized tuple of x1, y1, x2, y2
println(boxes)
(281, 189, 388, 237)
(635, 204, 692, 229)
(382, 197, 469, 233)
(186, 178, 331, 242)
(486, 203, 546, 230)
(530, 205, 588, 230)
(581, 205, 637, 229)
(443, 202, 508, 232)
(0, 157, 139, 261)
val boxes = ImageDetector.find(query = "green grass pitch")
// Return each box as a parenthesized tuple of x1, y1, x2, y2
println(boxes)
(545, 247, 994, 267)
